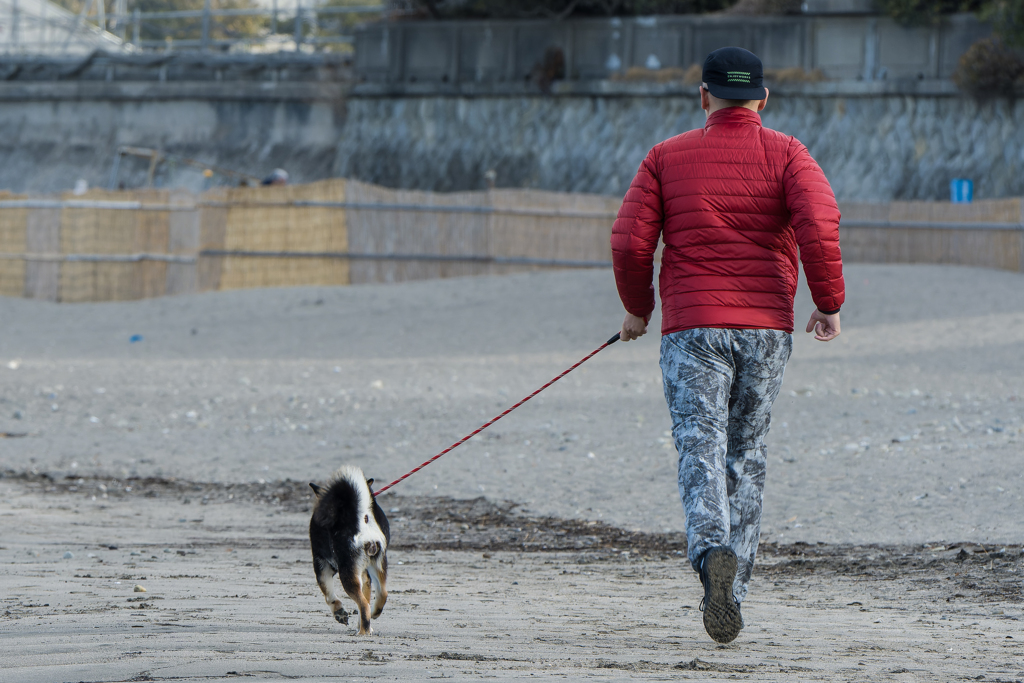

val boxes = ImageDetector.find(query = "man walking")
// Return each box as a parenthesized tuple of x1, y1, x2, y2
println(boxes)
(611, 47, 844, 644)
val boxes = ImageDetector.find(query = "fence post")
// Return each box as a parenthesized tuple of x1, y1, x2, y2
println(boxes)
(115, 0, 127, 41)
(294, 0, 302, 50)
(132, 7, 140, 47)
(12, 0, 20, 49)
(201, 0, 211, 51)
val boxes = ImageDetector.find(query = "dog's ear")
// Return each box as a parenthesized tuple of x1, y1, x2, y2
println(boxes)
(365, 478, 374, 489)
(309, 482, 324, 497)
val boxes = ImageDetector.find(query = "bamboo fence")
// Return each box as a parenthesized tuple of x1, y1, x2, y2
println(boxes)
(0, 181, 1019, 303)
(838, 198, 1024, 272)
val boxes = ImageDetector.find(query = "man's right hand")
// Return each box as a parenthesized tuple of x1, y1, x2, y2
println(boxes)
(805, 309, 840, 342)
(621, 313, 648, 342)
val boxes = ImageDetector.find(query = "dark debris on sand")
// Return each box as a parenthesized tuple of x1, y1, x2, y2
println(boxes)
(4, 469, 1022, 602)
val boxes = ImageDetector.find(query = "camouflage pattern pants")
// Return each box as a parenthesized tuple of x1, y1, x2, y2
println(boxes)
(660, 328, 792, 603)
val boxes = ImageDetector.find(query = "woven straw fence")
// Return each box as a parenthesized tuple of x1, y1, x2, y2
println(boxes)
(485, 187, 620, 276)
(839, 198, 1024, 272)
(343, 180, 617, 284)
(345, 180, 489, 283)
(201, 178, 349, 291)
(0, 191, 27, 297)
(0, 182, 1020, 303)
(57, 189, 170, 303)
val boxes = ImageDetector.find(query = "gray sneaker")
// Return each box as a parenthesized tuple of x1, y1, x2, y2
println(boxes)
(698, 547, 743, 643)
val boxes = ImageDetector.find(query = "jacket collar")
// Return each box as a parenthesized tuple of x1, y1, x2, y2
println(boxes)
(705, 107, 763, 129)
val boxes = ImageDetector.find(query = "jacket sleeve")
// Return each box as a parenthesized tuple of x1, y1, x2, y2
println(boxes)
(611, 147, 663, 320)
(784, 139, 845, 314)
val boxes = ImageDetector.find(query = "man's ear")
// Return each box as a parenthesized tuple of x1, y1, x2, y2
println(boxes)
(757, 87, 769, 112)
(700, 85, 710, 113)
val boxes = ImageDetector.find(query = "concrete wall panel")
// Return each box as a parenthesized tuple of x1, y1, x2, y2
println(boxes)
(813, 18, 868, 79)
(354, 24, 392, 78)
(755, 22, 806, 71)
(692, 25, 747, 67)
(405, 26, 456, 82)
(514, 26, 569, 80)
(939, 15, 994, 78)
(571, 25, 618, 78)
(459, 25, 514, 83)
(631, 26, 681, 70)
(879, 23, 932, 78)
(357, 15, 991, 84)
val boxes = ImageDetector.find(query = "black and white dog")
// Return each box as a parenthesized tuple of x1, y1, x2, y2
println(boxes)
(309, 465, 390, 635)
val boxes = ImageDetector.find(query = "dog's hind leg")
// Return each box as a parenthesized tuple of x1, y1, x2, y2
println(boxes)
(361, 570, 372, 606)
(368, 559, 388, 619)
(340, 570, 373, 635)
(314, 560, 348, 624)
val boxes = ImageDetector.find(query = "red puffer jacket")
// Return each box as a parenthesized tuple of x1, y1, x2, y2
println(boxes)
(611, 107, 844, 335)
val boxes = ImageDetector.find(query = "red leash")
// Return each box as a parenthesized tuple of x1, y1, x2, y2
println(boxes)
(374, 332, 621, 496)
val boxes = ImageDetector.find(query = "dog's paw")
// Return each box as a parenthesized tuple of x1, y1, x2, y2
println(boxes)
(370, 607, 384, 619)
(356, 626, 374, 636)
(333, 609, 349, 625)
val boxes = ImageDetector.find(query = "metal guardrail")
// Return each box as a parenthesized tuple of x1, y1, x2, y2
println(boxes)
(0, 199, 620, 220)
(1, 199, 1021, 230)
(199, 250, 613, 267)
(0, 252, 195, 263)
(0, 3, 384, 54)
(839, 219, 1024, 231)
(0, 250, 612, 268)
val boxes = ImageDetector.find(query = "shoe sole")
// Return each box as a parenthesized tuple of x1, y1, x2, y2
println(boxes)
(702, 547, 742, 644)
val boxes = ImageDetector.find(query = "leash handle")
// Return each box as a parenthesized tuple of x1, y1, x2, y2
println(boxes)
(374, 332, 621, 496)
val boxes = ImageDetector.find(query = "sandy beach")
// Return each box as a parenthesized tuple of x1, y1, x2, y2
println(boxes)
(2, 263, 1023, 681)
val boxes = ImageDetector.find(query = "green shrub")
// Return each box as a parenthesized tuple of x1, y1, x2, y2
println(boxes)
(952, 37, 1024, 97)
(872, 0, 982, 26)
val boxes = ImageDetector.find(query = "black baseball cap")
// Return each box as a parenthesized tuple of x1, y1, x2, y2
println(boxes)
(702, 47, 766, 100)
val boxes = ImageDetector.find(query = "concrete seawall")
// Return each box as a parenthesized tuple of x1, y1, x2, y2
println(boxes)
(0, 81, 345, 194)
(336, 81, 1024, 202)
(0, 55, 1021, 202)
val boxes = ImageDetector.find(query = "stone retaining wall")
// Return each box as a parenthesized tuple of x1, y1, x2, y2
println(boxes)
(336, 82, 1024, 202)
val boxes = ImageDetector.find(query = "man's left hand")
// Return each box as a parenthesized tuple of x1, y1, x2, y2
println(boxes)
(805, 309, 840, 342)
(621, 313, 648, 342)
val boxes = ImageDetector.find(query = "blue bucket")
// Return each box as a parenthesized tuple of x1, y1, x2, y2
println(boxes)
(950, 178, 973, 204)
